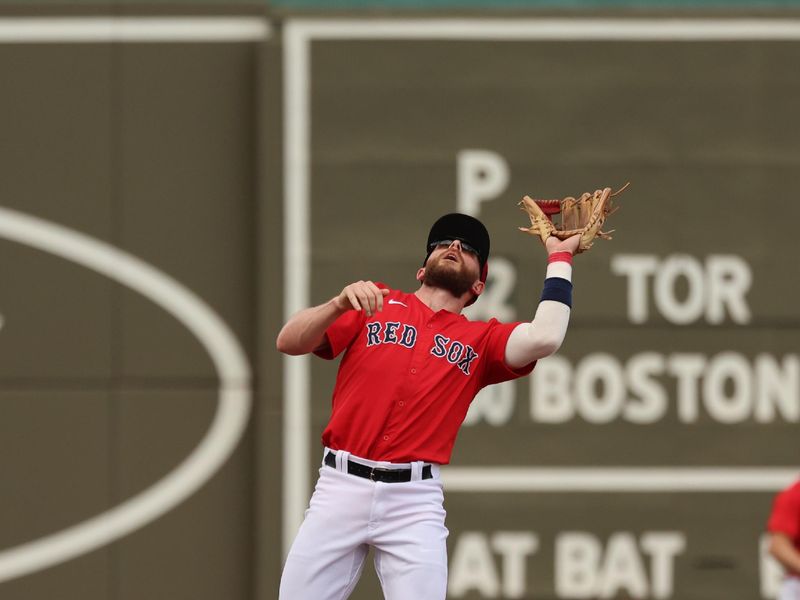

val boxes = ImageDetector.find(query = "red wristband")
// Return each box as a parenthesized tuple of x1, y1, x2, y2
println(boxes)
(548, 251, 573, 265)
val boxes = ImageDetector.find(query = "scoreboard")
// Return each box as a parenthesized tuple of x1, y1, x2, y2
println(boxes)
(284, 19, 800, 599)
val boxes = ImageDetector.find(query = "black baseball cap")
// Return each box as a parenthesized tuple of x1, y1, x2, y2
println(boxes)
(424, 213, 490, 282)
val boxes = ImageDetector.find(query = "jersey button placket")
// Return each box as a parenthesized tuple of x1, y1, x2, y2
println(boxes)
(410, 315, 435, 376)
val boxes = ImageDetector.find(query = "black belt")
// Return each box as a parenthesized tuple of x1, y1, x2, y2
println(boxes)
(324, 451, 432, 483)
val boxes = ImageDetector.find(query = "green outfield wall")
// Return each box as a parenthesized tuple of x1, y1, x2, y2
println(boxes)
(273, 0, 800, 7)
(0, 9, 798, 600)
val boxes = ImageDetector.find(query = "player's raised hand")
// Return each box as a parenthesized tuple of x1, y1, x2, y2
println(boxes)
(335, 280, 390, 317)
(545, 234, 580, 256)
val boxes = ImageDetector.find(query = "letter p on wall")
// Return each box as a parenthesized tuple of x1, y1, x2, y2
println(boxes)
(457, 149, 510, 217)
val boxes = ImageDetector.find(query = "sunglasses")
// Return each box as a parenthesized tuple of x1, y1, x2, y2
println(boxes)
(429, 239, 480, 258)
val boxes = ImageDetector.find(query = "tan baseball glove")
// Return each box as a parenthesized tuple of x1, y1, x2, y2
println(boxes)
(517, 183, 629, 253)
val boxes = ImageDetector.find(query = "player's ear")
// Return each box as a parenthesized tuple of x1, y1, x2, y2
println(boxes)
(416, 267, 426, 283)
(470, 280, 485, 297)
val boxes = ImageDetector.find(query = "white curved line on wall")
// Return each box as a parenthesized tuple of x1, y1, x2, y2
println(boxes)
(0, 206, 252, 583)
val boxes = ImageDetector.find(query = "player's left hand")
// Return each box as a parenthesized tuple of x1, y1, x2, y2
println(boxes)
(545, 233, 580, 256)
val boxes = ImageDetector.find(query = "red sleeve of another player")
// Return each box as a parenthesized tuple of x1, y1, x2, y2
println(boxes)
(767, 485, 800, 537)
(479, 320, 536, 387)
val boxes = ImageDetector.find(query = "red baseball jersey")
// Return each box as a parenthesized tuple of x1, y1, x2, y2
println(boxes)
(314, 285, 535, 464)
(768, 479, 800, 551)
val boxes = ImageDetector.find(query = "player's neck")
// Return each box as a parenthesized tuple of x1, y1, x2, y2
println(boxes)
(414, 284, 467, 314)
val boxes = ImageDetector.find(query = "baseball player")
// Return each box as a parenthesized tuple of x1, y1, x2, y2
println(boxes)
(768, 478, 800, 599)
(277, 213, 579, 599)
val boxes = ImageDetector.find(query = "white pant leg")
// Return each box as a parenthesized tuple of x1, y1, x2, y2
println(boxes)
(279, 467, 373, 600)
(370, 478, 449, 600)
(779, 578, 800, 600)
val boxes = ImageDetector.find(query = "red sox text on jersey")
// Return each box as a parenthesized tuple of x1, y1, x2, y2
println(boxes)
(366, 321, 480, 376)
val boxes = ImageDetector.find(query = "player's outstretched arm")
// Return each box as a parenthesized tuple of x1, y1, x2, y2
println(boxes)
(276, 280, 390, 355)
(504, 235, 579, 369)
(769, 533, 800, 576)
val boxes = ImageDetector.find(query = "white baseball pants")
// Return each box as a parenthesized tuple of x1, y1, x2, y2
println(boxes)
(779, 577, 800, 600)
(279, 450, 449, 600)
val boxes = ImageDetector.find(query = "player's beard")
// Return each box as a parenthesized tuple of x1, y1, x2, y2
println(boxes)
(423, 256, 479, 298)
